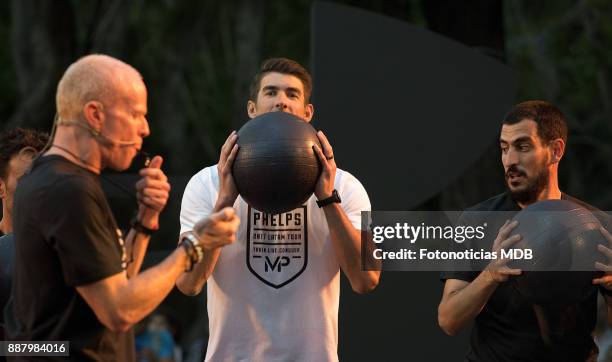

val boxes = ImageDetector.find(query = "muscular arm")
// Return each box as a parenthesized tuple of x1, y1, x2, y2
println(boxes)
(438, 275, 499, 335)
(323, 203, 379, 293)
(175, 201, 239, 296)
(126, 155, 169, 278)
(77, 247, 188, 332)
(78, 205, 237, 332)
(175, 243, 221, 296)
(124, 229, 150, 278)
(438, 220, 522, 335)
(312, 131, 379, 294)
(176, 133, 240, 296)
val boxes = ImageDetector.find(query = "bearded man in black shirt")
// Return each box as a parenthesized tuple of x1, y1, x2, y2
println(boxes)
(438, 100, 612, 362)
(4, 54, 240, 361)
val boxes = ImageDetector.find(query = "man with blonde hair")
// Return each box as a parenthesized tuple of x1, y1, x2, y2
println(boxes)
(4, 54, 239, 361)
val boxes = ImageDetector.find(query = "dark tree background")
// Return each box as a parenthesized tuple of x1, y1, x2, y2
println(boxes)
(2, 0, 610, 206)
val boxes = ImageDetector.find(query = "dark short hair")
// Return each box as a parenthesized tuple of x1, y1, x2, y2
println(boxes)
(502, 100, 568, 143)
(249, 58, 313, 104)
(0, 128, 49, 180)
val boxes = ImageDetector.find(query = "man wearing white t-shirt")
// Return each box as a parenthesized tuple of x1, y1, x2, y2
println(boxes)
(176, 58, 380, 361)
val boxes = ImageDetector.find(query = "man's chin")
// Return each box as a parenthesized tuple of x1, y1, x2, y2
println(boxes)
(506, 181, 525, 193)
(108, 165, 130, 172)
(508, 186, 539, 205)
(108, 159, 134, 172)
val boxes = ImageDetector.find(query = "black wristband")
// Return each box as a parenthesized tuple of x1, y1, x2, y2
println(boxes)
(316, 189, 341, 208)
(180, 239, 196, 272)
(179, 232, 204, 272)
(130, 216, 157, 236)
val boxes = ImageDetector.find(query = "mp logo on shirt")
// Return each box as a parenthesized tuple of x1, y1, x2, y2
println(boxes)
(246, 205, 308, 288)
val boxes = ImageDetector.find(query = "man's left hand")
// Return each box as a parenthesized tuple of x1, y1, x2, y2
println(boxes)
(135, 155, 171, 230)
(593, 226, 612, 291)
(312, 130, 337, 200)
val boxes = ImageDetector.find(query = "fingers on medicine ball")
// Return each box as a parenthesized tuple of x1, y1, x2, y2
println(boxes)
(496, 220, 518, 245)
(226, 144, 239, 167)
(312, 144, 328, 165)
(601, 227, 612, 244)
(597, 244, 612, 259)
(595, 261, 612, 273)
(500, 234, 522, 250)
(221, 131, 237, 158)
(316, 130, 333, 151)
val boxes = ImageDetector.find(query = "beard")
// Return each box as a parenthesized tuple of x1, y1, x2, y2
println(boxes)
(505, 159, 550, 205)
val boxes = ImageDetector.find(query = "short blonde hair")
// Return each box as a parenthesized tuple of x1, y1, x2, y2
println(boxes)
(56, 54, 142, 119)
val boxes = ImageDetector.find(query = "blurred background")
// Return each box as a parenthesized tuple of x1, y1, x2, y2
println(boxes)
(1, 0, 611, 360)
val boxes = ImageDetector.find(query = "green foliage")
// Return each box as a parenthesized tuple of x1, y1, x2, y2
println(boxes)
(505, 0, 612, 208)
(1, 0, 610, 208)
(0, 2, 17, 121)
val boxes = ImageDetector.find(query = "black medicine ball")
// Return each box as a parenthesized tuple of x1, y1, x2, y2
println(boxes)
(509, 199, 607, 305)
(232, 111, 322, 214)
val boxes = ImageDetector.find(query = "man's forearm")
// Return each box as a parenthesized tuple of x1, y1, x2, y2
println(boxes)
(118, 247, 188, 325)
(323, 203, 379, 293)
(176, 247, 221, 295)
(214, 195, 236, 212)
(125, 229, 151, 278)
(439, 272, 500, 335)
(176, 195, 239, 295)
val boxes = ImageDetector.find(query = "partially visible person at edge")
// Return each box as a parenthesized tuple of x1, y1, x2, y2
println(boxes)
(0, 128, 48, 353)
(438, 100, 612, 362)
(4, 54, 239, 361)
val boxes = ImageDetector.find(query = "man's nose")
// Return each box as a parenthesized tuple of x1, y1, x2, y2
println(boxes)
(274, 93, 289, 110)
(141, 117, 150, 138)
(503, 148, 519, 167)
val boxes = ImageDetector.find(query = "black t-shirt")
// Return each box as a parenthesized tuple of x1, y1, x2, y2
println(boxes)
(3, 155, 134, 361)
(441, 192, 605, 362)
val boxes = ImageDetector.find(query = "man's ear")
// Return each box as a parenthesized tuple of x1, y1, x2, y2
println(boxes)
(82, 101, 105, 135)
(550, 138, 565, 164)
(247, 100, 257, 119)
(0, 178, 6, 200)
(303, 103, 314, 122)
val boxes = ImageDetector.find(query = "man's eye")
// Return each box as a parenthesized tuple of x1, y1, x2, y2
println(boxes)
(519, 144, 531, 151)
(500, 146, 508, 153)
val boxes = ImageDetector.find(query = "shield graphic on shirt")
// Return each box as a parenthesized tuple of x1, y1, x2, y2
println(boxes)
(246, 205, 308, 288)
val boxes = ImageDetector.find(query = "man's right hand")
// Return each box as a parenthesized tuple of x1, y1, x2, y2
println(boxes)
(193, 207, 240, 251)
(439, 220, 523, 336)
(482, 220, 523, 283)
(215, 131, 240, 210)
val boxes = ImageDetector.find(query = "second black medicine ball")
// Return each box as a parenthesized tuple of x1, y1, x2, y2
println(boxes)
(509, 199, 607, 305)
(232, 111, 322, 214)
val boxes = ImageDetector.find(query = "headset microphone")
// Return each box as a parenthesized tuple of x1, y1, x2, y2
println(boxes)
(95, 132, 139, 147)
(57, 118, 139, 147)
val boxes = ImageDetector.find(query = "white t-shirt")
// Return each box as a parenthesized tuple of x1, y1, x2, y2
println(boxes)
(180, 165, 370, 362)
